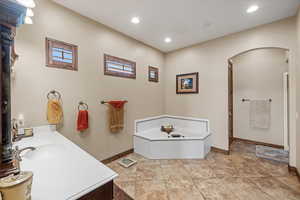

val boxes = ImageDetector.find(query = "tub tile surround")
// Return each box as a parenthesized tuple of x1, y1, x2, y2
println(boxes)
(134, 115, 210, 133)
(134, 115, 211, 159)
(107, 141, 300, 200)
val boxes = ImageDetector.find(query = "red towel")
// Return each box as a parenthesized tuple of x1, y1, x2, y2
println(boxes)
(108, 101, 127, 109)
(77, 110, 89, 131)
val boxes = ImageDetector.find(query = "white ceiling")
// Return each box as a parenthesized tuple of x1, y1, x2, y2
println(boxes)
(53, 0, 300, 52)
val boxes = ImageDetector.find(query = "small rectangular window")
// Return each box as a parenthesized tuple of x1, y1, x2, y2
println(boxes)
(46, 38, 78, 71)
(104, 54, 136, 79)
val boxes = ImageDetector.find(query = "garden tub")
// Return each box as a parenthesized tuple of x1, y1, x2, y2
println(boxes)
(133, 115, 211, 159)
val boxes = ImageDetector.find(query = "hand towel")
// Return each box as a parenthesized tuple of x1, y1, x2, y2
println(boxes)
(108, 101, 126, 133)
(250, 100, 271, 129)
(77, 110, 89, 131)
(47, 99, 63, 124)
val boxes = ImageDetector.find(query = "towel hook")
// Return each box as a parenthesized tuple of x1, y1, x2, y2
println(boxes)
(78, 101, 88, 110)
(47, 90, 61, 100)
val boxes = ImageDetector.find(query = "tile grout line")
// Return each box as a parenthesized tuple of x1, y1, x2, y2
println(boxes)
(246, 177, 280, 199)
(190, 177, 209, 200)
(274, 176, 300, 193)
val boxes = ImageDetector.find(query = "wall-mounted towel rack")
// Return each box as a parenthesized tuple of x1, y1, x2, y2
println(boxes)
(242, 98, 272, 102)
(101, 100, 128, 104)
(78, 101, 88, 110)
(47, 90, 61, 100)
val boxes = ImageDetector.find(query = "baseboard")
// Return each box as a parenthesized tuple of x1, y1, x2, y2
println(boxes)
(211, 146, 230, 155)
(288, 165, 300, 182)
(103, 147, 230, 162)
(102, 149, 134, 164)
(233, 137, 284, 149)
(288, 165, 297, 174)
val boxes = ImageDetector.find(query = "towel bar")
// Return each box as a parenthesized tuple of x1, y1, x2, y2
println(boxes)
(101, 100, 128, 104)
(242, 98, 272, 102)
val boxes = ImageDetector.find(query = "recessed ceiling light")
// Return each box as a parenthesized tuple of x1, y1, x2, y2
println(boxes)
(131, 17, 140, 24)
(247, 5, 259, 13)
(165, 37, 172, 43)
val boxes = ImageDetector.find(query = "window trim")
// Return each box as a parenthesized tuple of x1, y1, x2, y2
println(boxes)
(45, 37, 78, 71)
(104, 54, 136, 79)
(148, 66, 159, 82)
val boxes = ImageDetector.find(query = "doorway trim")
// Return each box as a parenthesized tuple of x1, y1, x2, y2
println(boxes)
(283, 72, 289, 151)
(228, 59, 233, 151)
(227, 47, 289, 154)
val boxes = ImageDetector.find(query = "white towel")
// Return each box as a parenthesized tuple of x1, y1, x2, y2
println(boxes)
(250, 100, 271, 129)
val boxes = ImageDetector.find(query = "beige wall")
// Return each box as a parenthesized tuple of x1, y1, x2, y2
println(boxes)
(232, 48, 288, 145)
(165, 17, 298, 166)
(12, 0, 165, 161)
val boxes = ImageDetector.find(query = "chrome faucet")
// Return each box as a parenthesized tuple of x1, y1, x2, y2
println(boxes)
(13, 146, 36, 162)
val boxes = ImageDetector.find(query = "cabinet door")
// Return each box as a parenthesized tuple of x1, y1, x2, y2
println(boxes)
(78, 181, 113, 200)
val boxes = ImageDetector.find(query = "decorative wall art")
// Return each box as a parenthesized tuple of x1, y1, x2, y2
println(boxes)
(148, 66, 159, 82)
(176, 72, 199, 94)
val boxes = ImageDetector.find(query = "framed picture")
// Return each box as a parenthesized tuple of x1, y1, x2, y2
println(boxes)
(176, 72, 199, 94)
(148, 66, 159, 82)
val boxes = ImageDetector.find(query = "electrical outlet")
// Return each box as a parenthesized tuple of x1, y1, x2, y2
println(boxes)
(17, 114, 25, 127)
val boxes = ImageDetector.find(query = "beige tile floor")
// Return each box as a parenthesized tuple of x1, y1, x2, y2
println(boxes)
(107, 141, 300, 200)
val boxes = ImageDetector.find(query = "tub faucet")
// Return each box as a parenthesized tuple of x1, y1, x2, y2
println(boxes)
(14, 146, 36, 162)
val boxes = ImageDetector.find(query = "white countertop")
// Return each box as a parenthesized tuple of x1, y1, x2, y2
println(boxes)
(14, 126, 118, 200)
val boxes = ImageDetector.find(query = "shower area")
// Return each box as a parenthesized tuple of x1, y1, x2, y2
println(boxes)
(228, 48, 290, 163)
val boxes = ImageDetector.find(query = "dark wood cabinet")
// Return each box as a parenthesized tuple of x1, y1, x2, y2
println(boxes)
(0, 0, 26, 178)
(78, 181, 113, 200)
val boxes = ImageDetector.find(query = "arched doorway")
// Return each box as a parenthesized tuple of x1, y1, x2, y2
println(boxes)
(228, 47, 289, 157)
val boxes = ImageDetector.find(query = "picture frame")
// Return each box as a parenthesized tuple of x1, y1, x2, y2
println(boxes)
(148, 66, 159, 82)
(176, 72, 199, 94)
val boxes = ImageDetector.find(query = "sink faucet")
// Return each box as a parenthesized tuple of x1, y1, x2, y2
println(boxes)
(14, 146, 36, 162)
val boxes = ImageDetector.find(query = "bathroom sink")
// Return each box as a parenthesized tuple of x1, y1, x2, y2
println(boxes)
(20, 144, 68, 161)
(13, 130, 118, 200)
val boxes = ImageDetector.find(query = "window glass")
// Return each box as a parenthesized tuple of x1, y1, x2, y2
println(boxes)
(104, 54, 136, 79)
(46, 38, 78, 71)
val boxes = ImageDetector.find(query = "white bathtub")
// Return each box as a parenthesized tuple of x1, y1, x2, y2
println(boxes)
(133, 115, 211, 159)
